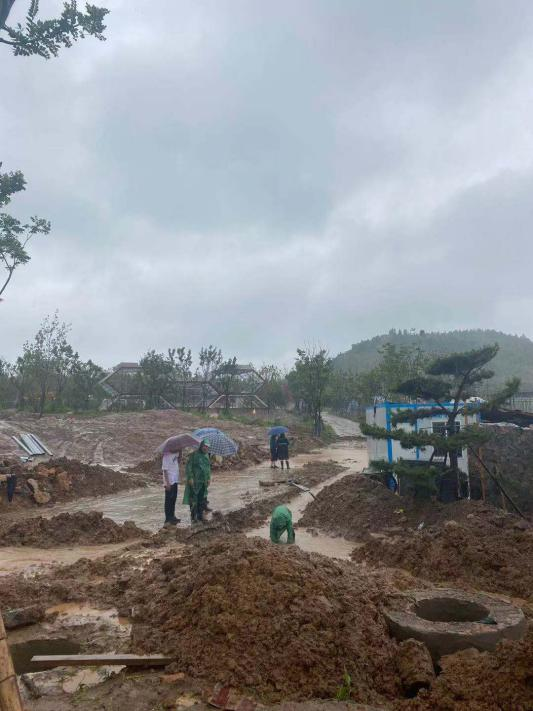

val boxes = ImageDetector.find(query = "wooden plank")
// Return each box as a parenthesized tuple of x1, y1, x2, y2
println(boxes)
(0, 676, 24, 711)
(0, 640, 15, 684)
(31, 654, 172, 669)
(0, 610, 24, 711)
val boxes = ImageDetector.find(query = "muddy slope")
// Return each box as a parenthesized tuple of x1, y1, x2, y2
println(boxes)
(0, 457, 145, 510)
(352, 517, 533, 603)
(128, 536, 400, 704)
(0, 511, 149, 547)
(299, 474, 520, 539)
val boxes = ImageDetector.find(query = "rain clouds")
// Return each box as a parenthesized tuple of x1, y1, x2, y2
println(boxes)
(2, 0, 533, 366)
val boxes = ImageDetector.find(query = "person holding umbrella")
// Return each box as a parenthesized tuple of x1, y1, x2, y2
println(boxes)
(158, 434, 200, 527)
(269, 433, 279, 469)
(277, 432, 290, 470)
(183, 439, 211, 523)
(162, 449, 182, 526)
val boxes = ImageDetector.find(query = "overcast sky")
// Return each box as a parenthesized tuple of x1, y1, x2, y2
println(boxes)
(2, 0, 533, 370)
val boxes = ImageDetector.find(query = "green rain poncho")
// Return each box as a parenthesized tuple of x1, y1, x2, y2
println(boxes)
(269, 505, 295, 544)
(182, 444, 211, 506)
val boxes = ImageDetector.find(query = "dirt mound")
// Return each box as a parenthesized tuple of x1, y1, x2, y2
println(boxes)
(0, 511, 149, 547)
(352, 512, 533, 603)
(0, 456, 145, 509)
(299, 475, 513, 540)
(128, 536, 400, 704)
(469, 426, 533, 515)
(399, 625, 533, 710)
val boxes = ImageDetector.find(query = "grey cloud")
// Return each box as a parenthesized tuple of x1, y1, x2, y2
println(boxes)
(2, 0, 533, 366)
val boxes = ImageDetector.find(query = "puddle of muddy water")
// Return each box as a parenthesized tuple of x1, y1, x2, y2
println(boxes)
(46, 602, 130, 628)
(10, 638, 81, 674)
(35, 440, 367, 535)
(246, 465, 358, 559)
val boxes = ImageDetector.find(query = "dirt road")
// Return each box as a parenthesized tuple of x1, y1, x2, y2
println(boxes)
(323, 412, 362, 437)
(1, 415, 367, 574)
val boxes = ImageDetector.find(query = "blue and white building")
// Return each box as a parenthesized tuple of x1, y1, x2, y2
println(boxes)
(365, 401, 481, 475)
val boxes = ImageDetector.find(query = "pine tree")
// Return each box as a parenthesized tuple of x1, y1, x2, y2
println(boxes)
(361, 344, 520, 500)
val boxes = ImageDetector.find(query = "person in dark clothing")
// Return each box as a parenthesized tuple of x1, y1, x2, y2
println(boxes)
(277, 433, 290, 470)
(269, 434, 279, 468)
(7, 471, 16, 502)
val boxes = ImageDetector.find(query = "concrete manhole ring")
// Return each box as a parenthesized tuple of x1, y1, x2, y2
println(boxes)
(384, 588, 527, 660)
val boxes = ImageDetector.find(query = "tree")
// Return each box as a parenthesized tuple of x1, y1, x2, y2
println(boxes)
(22, 312, 72, 416)
(214, 357, 239, 412)
(169, 347, 193, 408)
(0, 1, 109, 296)
(355, 343, 428, 405)
(197, 345, 222, 411)
(0, 164, 50, 297)
(258, 364, 287, 410)
(65, 357, 104, 410)
(361, 344, 520, 500)
(328, 370, 360, 415)
(138, 350, 175, 409)
(0, 0, 108, 58)
(289, 347, 333, 436)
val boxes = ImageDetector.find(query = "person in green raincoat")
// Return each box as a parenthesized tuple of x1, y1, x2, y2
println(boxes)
(183, 439, 211, 523)
(269, 504, 295, 544)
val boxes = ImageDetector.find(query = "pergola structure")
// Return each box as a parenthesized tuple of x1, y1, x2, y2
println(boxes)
(99, 363, 268, 410)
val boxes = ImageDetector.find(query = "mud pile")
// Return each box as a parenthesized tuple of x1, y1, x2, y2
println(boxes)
(352, 511, 533, 602)
(469, 425, 533, 515)
(400, 625, 533, 710)
(299, 475, 511, 540)
(1, 456, 145, 508)
(0, 511, 149, 547)
(128, 536, 399, 703)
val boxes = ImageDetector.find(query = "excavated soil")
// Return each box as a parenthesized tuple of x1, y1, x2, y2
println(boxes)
(0, 457, 146, 510)
(300, 474, 533, 603)
(397, 625, 533, 711)
(127, 536, 400, 704)
(0, 511, 149, 547)
(351, 513, 533, 603)
(299, 475, 520, 539)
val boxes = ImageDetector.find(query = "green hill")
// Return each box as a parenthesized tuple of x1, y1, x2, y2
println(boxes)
(334, 329, 533, 391)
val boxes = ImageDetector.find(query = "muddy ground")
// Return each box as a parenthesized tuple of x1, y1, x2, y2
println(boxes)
(300, 474, 533, 607)
(0, 456, 147, 512)
(1, 413, 532, 711)
(0, 409, 319, 469)
(0, 511, 149, 547)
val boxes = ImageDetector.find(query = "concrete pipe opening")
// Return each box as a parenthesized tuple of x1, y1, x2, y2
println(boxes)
(415, 598, 489, 623)
(385, 588, 527, 660)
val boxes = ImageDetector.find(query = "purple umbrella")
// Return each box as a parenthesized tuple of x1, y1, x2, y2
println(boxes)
(157, 433, 200, 455)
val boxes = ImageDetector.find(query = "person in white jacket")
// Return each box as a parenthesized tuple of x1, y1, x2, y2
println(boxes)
(162, 450, 181, 526)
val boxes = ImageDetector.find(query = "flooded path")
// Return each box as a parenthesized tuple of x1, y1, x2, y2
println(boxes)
(1, 415, 367, 572)
(247, 437, 366, 559)
(37, 436, 365, 532)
